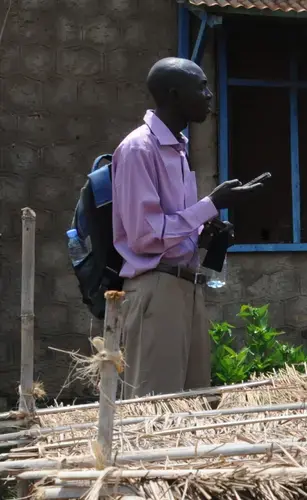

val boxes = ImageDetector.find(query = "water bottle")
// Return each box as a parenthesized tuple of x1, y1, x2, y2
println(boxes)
(67, 228, 88, 267)
(207, 255, 227, 289)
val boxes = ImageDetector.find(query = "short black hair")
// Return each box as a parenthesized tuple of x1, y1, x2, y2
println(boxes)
(147, 57, 204, 106)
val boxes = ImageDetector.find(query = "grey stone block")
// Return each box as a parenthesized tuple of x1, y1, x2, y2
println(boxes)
(3, 75, 42, 108)
(285, 297, 307, 329)
(57, 47, 100, 76)
(22, 44, 55, 79)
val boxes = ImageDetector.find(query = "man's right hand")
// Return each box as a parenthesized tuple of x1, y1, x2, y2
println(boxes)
(209, 179, 263, 210)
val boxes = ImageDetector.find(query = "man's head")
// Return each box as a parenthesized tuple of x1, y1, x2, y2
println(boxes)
(147, 57, 212, 125)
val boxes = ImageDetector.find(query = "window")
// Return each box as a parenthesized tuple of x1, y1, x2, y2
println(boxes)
(218, 17, 307, 251)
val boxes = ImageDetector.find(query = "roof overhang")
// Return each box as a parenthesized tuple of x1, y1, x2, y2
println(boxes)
(187, 0, 307, 14)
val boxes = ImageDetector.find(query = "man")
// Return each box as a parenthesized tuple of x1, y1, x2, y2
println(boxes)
(112, 57, 263, 398)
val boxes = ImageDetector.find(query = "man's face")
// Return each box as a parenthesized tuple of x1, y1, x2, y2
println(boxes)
(176, 69, 213, 124)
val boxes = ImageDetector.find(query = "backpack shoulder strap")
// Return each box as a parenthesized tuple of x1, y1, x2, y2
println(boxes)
(88, 164, 112, 208)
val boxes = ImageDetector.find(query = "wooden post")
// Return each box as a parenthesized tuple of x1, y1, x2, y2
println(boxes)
(97, 291, 124, 463)
(19, 208, 36, 415)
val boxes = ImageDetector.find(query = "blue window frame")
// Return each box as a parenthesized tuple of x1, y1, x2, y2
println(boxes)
(177, 4, 307, 252)
(218, 20, 307, 252)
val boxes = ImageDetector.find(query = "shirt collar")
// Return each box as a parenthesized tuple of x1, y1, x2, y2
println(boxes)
(143, 110, 188, 147)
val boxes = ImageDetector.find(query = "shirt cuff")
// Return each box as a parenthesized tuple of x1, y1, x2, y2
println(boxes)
(196, 196, 218, 226)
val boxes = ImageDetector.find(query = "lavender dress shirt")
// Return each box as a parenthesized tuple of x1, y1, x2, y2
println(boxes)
(112, 110, 218, 278)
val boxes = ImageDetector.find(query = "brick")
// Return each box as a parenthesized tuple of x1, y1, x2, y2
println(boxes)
(61, 0, 99, 11)
(78, 80, 117, 109)
(3, 143, 39, 172)
(18, 10, 56, 44)
(83, 17, 119, 46)
(285, 297, 307, 329)
(109, 0, 130, 9)
(43, 144, 79, 171)
(267, 301, 285, 330)
(105, 49, 158, 82)
(20, 0, 55, 9)
(21, 45, 55, 79)
(299, 268, 307, 295)
(32, 174, 73, 206)
(3, 76, 42, 109)
(54, 273, 80, 302)
(0, 174, 27, 203)
(245, 269, 299, 301)
(0, 45, 20, 76)
(116, 82, 150, 119)
(35, 210, 55, 235)
(65, 116, 92, 142)
(43, 77, 78, 110)
(1, 12, 19, 42)
(68, 306, 92, 335)
(205, 302, 223, 324)
(37, 240, 70, 271)
(54, 209, 75, 234)
(36, 304, 68, 333)
(57, 47, 100, 76)
(56, 16, 82, 43)
(0, 206, 19, 237)
(105, 48, 129, 79)
(222, 302, 243, 327)
(123, 20, 146, 48)
(18, 114, 55, 146)
(106, 0, 133, 12)
(0, 112, 18, 146)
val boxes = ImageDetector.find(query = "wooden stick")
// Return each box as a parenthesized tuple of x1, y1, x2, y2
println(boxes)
(1, 439, 307, 472)
(3, 401, 307, 446)
(97, 291, 124, 463)
(16, 479, 29, 499)
(7, 437, 91, 455)
(144, 411, 307, 438)
(34, 484, 137, 499)
(17, 466, 307, 482)
(0, 421, 98, 443)
(115, 378, 273, 404)
(0, 377, 277, 422)
(19, 207, 36, 415)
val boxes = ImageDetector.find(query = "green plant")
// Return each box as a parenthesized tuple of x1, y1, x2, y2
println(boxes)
(209, 304, 307, 386)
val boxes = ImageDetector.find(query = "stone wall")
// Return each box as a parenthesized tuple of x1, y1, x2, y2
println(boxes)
(191, 29, 307, 349)
(0, 0, 177, 403)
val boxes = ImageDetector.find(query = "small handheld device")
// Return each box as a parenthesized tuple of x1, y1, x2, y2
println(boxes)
(244, 172, 272, 187)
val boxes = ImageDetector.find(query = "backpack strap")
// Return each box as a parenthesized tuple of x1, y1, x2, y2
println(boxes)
(88, 164, 112, 208)
(91, 154, 113, 172)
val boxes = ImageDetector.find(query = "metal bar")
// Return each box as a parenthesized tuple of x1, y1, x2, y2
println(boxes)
(217, 23, 228, 222)
(290, 55, 301, 243)
(228, 78, 291, 87)
(178, 3, 190, 59)
(191, 12, 207, 65)
(178, 3, 190, 141)
(228, 243, 307, 252)
(228, 78, 307, 88)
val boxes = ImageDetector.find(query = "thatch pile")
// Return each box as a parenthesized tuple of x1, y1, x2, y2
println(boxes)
(1, 366, 307, 499)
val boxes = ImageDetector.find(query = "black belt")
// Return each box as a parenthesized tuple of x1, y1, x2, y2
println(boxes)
(156, 263, 206, 286)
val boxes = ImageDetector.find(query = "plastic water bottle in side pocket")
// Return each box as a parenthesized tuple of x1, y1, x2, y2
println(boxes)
(67, 228, 89, 267)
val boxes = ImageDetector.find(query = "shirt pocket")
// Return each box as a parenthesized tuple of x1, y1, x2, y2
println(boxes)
(185, 171, 198, 208)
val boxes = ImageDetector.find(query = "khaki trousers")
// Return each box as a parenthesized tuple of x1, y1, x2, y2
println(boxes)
(121, 271, 210, 399)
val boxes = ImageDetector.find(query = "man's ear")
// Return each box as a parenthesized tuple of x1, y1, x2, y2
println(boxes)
(169, 87, 179, 101)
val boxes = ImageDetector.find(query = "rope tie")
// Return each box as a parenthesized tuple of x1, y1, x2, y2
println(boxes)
(91, 337, 124, 375)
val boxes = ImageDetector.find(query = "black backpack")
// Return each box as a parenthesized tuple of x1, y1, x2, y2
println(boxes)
(68, 154, 123, 319)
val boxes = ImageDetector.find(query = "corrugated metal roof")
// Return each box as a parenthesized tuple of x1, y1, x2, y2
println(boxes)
(189, 0, 307, 12)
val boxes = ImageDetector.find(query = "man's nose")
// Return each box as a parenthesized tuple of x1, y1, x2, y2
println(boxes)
(205, 87, 213, 99)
